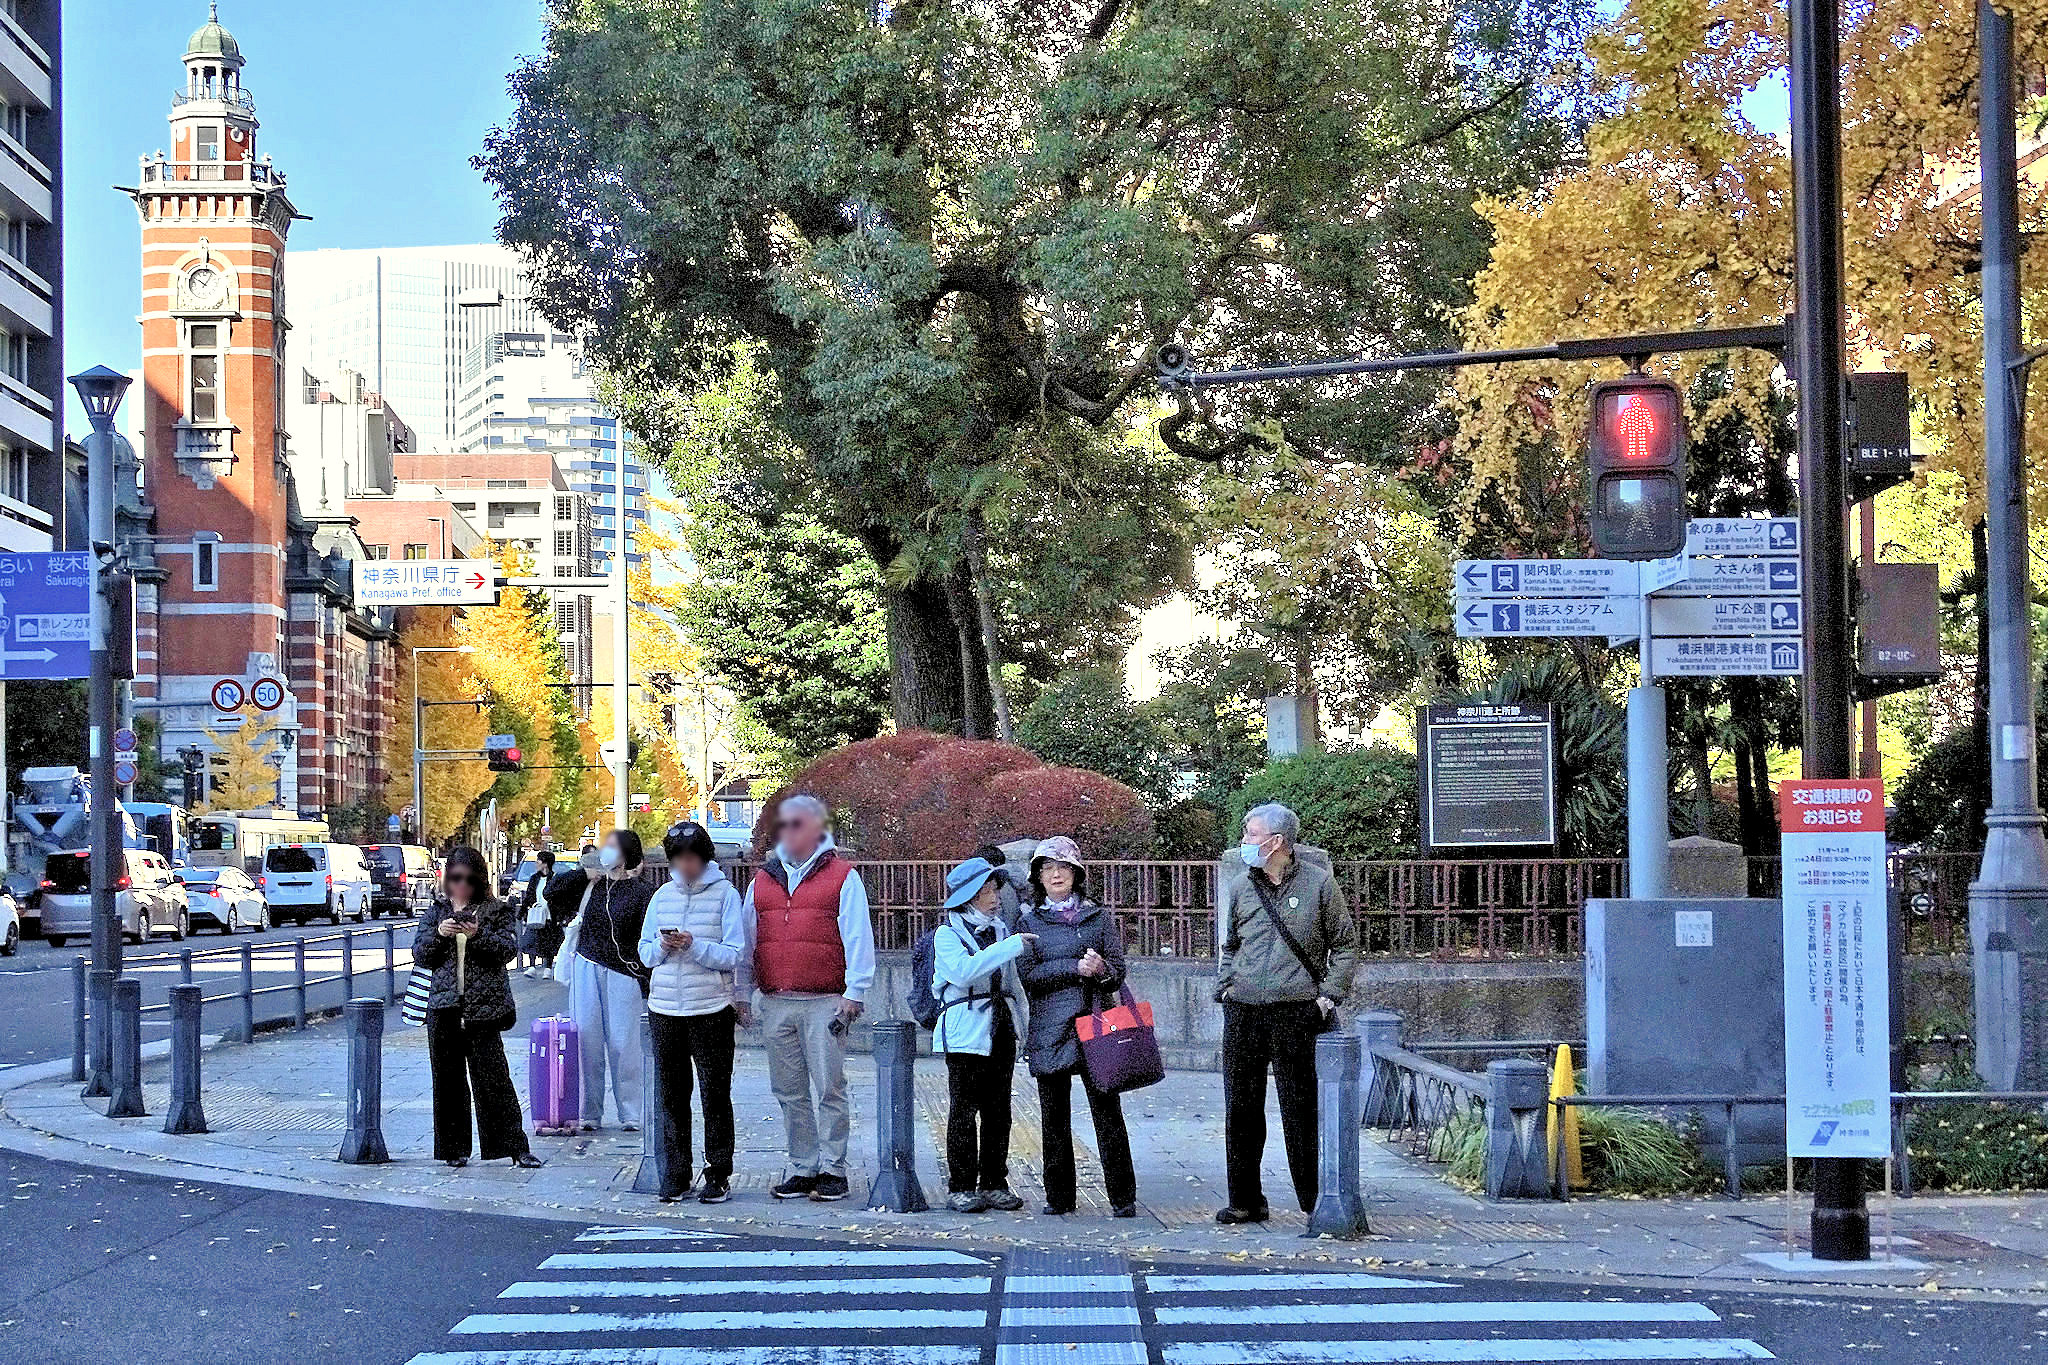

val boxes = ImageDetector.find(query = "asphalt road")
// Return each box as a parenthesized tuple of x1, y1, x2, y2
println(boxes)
(0, 913, 437, 1067)
(1, 1149, 2039, 1365)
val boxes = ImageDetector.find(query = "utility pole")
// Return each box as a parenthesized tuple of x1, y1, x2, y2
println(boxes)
(1787, 0, 1865, 1261)
(70, 367, 131, 1099)
(1968, 0, 2048, 1094)
(612, 436, 630, 830)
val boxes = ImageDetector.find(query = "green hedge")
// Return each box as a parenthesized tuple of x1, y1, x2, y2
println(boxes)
(1226, 745, 1419, 861)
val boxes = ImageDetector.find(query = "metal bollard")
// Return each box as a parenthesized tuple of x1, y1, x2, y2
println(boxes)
(238, 942, 255, 1042)
(1483, 1059, 1550, 1199)
(342, 931, 354, 999)
(293, 937, 307, 1029)
(630, 1015, 672, 1195)
(84, 968, 115, 1098)
(867, 1020, 928, 1212)
(1307, 1030, 1370, 1238)
(70, 955, 87, 1083)
(337, 997, 390, 1164)
(1721, 1101, 1741, 1200)
(179, 949, 193, 984)
(107, 978, 147, 1119)
(383, 924, 397, 1003)
(163, 983, 208, 1135)
(1357, 1011, 1404, 1129)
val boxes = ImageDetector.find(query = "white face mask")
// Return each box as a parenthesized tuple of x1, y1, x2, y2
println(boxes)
(1240, 839, 1269, 870)
(598, 845, 622, 871)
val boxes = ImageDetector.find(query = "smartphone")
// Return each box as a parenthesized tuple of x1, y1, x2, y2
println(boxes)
(827, 1016, 848, 1038)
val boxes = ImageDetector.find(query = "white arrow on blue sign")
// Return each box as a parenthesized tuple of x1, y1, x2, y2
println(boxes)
(1455, 596, 1640, 638)
(1651, 638, 1806, 677)
(1687, 517, 1801, 556)
(1656, 556, 1802, 597)
(0, 551, 91, 681)
(1454, 560, 1639, 598)
(1651, 596, 1804, 637)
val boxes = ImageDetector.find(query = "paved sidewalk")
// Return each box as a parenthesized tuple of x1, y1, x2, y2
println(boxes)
(7, 977, 2048, 1295)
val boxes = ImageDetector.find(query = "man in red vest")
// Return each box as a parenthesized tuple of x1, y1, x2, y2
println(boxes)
(737, 793, 876, 1201)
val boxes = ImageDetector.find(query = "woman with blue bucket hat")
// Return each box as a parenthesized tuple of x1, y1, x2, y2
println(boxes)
(931, 855, 1035, 1213)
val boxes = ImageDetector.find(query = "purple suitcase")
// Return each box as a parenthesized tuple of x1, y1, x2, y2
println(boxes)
(528, 1015, 580, 1135)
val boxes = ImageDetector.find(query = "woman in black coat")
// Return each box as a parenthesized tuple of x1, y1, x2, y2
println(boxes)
(1015, 836, 1137, 1218)
(413, 847, 543, 1170)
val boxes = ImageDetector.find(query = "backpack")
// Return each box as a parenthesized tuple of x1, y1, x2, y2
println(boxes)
(908, 927, 944, 1029)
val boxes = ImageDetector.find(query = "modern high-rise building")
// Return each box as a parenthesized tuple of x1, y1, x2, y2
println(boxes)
(0, 0, 63, 554)
(285, 242, 537, 450)
(457, 328, 648, 571)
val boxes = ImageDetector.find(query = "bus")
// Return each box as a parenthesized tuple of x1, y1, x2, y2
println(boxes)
(190, 810, 330, 876)
(123, 802, 191, 867)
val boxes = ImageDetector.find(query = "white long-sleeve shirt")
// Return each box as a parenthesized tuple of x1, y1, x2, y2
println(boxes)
(735, 835, 877, 1003)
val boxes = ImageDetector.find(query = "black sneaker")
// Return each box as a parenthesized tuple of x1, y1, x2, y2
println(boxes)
(980, 1187, 1025, 1212)
(1215, 1204, 1269, 1225)
(658, 1184, 695, 1204)
(699, 1178, 731, 1204)
(771, 1174, 819, 1200)
(809, 1173, 851, 1201)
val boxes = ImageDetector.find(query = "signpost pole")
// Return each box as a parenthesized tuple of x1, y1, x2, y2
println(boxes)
(1627, 607, 1671, 899)
(70, 371, 130, 989)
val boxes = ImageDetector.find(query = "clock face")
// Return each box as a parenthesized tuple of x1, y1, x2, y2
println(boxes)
(186, 265, 228, 310)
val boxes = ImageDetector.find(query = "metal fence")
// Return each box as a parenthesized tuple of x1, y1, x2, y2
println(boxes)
(716, 850, 1977, 960)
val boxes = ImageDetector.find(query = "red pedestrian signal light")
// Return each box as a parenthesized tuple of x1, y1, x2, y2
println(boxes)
(1588, 377, 1687, 559)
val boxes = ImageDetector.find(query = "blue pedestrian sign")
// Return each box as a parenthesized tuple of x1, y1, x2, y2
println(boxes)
(0, 551, 91, 680)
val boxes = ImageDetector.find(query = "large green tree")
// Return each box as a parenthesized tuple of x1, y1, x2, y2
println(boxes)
(482, 0, 1593, 735)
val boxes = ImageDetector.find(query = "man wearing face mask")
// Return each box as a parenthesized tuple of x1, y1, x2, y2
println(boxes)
(1214, 801, 1357, 1224)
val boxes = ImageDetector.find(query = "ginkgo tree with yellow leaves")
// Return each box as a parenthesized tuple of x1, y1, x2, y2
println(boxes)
(200, 705, 282, 813)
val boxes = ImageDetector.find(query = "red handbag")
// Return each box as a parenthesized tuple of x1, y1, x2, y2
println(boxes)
(1075, 984, 1165, 1094)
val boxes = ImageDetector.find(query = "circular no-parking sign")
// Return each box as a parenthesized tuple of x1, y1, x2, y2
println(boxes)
(210, 678, 246, 712)
(250, 677, 287, 711)
(113, 727, 137, 754)
(113, 760, 139, 787)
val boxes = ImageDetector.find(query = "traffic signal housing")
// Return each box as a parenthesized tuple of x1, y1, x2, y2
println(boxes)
(486, 734, 523, 773)
(1587, 376, 1688, 560)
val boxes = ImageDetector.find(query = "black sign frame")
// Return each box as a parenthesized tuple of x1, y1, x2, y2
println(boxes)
(1417, 703, 1561, 856)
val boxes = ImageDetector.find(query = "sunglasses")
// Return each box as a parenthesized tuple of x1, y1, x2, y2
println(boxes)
(446, 872, 486, 889)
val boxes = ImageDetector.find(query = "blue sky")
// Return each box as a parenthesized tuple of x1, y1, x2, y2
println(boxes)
(61, 0, 543, 435)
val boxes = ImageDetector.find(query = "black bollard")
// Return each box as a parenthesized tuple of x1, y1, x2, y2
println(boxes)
(1357, 1010, 1405, 1129)
(1483, 1058, 1551, 1199)
(163, 983, 208, 1134)
(83, 967, 114, 1098)
(866, 1020, 927, 1213)
(1307, 1030, 1370, 1238)
(338, 998, 390, 1164)
(629, 1015, 670, 1195)
(107, 977, 147, 1118)
(70, 955, 87, 1084)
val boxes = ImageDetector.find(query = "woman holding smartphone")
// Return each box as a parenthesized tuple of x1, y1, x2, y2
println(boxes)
(412, 847, 543, 1170)
(638, 822, 749, 1203)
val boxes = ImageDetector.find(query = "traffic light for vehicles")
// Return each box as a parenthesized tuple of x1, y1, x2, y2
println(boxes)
(1587, 376, 1688, 560)
(486, 734, 522, 773)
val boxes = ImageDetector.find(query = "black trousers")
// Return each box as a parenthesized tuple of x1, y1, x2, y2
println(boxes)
(426, 1007, 529, 1162)
(649, 1007, 737, 1194)
(943, 1021, 1015, 1194)
(1037, 1065, 1136, 1211)
(1222, 999, 1323, 1212)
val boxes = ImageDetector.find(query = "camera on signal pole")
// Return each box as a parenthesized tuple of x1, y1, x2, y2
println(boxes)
(1153, 342, 1193, 383)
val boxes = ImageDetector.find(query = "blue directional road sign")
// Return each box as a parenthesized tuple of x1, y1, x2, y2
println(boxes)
(1455, 559, 1637, 598)
(1657, 556, 1802, 597)
(1686, 517, 1800, 556)
(1651, 638, 1806, 677)
(0, 551, 91, 680)
(1455, 596, 1639, 638)
(1651, 596, 1803, 637)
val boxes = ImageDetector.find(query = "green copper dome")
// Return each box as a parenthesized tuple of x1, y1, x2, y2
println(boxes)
(186, 5, 241, 63)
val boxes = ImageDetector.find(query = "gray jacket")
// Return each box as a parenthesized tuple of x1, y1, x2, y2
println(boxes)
(1217, 855, 1357, 1006)
(412, 896, 519, 1026)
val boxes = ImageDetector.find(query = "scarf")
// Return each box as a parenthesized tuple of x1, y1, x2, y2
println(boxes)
(1041, 895, 1082, 925)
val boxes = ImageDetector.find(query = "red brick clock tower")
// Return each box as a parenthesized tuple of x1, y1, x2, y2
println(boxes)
(126, 7, 303, 805)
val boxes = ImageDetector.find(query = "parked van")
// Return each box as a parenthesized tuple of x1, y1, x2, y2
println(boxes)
(40, 849, 190, 946)
(259, 842, 373, 926)
(363, 844, 435, 919)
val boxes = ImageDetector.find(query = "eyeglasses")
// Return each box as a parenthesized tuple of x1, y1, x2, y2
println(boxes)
(447, 872, 485, 889)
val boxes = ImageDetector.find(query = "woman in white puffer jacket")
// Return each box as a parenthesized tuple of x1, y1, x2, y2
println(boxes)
(637, 821, 748, 1204)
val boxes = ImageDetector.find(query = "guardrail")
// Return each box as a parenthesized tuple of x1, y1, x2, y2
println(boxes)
(73, 924, 413, 1081)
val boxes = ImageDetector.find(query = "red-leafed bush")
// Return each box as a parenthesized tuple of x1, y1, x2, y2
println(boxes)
(755, 733, 1154, 859)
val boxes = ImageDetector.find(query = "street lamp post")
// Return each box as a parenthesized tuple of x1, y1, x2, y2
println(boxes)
(612, 428, 630, 830)
(69, 365, 132, 1099)
(413, 645, 474, 848)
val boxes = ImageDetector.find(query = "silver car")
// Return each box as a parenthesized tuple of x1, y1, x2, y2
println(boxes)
(40, 849, 191, 946)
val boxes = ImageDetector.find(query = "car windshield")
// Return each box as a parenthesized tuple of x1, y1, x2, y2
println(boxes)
(266, 847, 323, 874)
(514, 860, 542, 882)
(44, 853, 91, 894)
(363, 845, 402, 874)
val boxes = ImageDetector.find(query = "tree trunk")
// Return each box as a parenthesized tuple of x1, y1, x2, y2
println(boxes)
(1292, 632, 1322, 747)
(962, 512, 1014, 743)
(884, 577, 971, 734)
(942, 568, 997, 741)
(1690, 735, 1712, 837)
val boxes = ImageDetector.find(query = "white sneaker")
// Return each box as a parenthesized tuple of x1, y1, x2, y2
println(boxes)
(524, 966, 540, 979)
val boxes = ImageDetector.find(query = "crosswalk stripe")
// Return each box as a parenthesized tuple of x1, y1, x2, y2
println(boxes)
(1003, 1274, 1132, 1294)
(574, 1228, 733, 1243)
(453, 1309, 988, 1335)
(1001, 1304, 1143, 1327)
(997, 1344, 1147, 1365)
(1162, 1340, 1773, 1364)
(1146, 1274, 1457, 1294)
(540, 1250, 986, 1271)
(499, 1277, 993, 1300)
(1156, 1300, 1720, 1327)
(411, 1347, 984, 1365)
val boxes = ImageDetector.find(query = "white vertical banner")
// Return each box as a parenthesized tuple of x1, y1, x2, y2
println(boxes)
(1779, 779, 1891, 1158)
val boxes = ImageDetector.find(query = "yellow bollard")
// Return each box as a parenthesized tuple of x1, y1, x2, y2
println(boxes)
(1548, 1043, 1584, 1188)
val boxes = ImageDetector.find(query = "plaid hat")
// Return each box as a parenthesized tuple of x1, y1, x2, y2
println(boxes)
(1029, 835, 1085, 875)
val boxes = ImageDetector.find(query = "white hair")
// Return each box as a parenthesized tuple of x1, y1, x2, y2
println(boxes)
(781, 793, 829, 824)
(1245, 801, 1300, 847)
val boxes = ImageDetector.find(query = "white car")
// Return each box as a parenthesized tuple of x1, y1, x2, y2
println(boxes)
(40, 849, 190, 945)
(259, 842, 374, 925)
(177, 865, 268, 934)
(0, 888, 18, 955)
